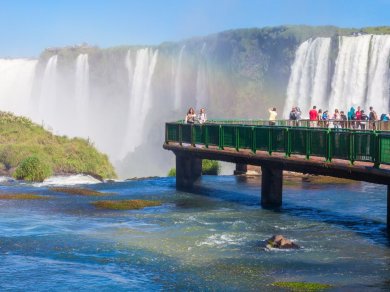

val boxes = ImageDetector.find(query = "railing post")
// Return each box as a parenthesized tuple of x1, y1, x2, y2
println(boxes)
(349, 130, 355, 164)
(251, 126, 256, 154)
(235, 126, 239, 151)
(219, 125, 224, 150)
(191, 125, 195, 147)
(326, 129, 332, 162)
(306, 127, 310, 160)
(179, 124, 183, 146)
(268, 127, 272, 155)
(374, 132, 381, 168)
(205, 125, 209, 148)
(285, 128, 291, 157)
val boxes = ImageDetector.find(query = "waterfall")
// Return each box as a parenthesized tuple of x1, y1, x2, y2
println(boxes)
(366, 35, 390, 112)
(123, 48, 159, 154)
(174, 45, 185, 111)
(38, 55, 58, 127)
(329, 35, 372, 112)
(195, 43, 208, 110)
(74, 54, 90, 136)
(284, 38, 331, 118)
(0, 59, 37, 116)
(285, 34, 390, 117)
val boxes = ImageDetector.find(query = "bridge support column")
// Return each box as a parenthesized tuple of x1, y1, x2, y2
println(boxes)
(175, 154, 202, 190)
(261, 166, 283, 208)
(234, 164, 247, 175)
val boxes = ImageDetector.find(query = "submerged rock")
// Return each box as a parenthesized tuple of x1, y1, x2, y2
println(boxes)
(266, 235, 299, 249)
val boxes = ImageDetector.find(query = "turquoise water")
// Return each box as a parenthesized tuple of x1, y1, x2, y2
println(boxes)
(0, 176, 389, 291)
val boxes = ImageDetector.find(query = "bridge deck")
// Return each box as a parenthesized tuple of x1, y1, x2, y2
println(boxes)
(164, 143, 390, 185)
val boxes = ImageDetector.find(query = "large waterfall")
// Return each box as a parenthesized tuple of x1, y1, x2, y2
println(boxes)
(285, 34, 390, 117)
(0, 59, 37, 116)
(123, 48, 159, 154)
(74, 54, 90, 137)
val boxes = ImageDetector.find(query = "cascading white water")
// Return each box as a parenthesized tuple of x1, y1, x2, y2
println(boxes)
(195, 43, 208, 110)
(174, 45, 185, 111)
(366, 35, 390, 112)
(0, 59, 37, 116)
(284, 38, 331, 118)
(38, 55, 58, 127)
(74, 54, 90, 136)
(285, 34, 390, 117)
(123, 48, 159, 154)
(329, 35, 372, 112)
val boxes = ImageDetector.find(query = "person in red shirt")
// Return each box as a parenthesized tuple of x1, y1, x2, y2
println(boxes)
(309, 106, 318, 127)
(355, 106, 362, 129)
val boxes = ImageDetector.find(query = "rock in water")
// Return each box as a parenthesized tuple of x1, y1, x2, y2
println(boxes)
(266, 235, 299, 249)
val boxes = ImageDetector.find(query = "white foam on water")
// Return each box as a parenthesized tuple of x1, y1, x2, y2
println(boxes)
(34, 174, 101, 187)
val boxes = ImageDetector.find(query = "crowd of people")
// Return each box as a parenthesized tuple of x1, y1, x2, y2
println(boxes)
(184, 107, 207, 124)
(289, 105, 390, 130)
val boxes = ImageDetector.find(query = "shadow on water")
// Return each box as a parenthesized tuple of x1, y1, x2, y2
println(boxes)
(186, 176, 390, 246)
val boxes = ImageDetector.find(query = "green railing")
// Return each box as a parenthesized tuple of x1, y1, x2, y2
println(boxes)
(165, 122, 390, 167)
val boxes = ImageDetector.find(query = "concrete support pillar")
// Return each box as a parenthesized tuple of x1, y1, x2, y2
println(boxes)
(234, 163, 247, 175)
(175, 154, 202, 190)
(261, 165, 283, 208)
(387, 185, 390, 233)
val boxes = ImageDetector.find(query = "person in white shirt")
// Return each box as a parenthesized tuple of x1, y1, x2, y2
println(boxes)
(198, 108, 207, 124)
(268, 107, 277, 125)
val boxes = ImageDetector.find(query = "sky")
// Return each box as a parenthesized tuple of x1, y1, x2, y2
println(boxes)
(0, 0, 389, 57)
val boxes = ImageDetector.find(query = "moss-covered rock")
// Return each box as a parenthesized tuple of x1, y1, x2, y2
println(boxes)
(272, 282, 332, 291)
(50, 187, 110, 196)
(0, 193, 48, 200)
(92, 199, 161, 210)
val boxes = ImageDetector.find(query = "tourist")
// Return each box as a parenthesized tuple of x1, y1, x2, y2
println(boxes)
(340, 111, 347, 128)
(369, 106, 378, 130)
(322, 110, 329, 127)
(348, 106, 356, 128)
(184, 107, 196, 124)
(317, 109, 323, 127)
(360, 110, 368, 130)
(198, 108, 207, 124)
(289, 107, 298, 126)
(355, 106, 362, 129)
(332, 109, 341, 129)
(268, 107, 277, 126)
(309, 106, 318, 127)
(295, 107, 302, 120)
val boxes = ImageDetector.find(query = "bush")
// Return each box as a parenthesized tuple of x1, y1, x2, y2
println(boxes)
(202, 159, 220, 175)
(167, 168, 176, 177)
(14, 156, 53, 182)
(167, 160, 220, 176)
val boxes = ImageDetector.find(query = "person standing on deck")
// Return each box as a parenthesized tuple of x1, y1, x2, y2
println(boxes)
(268, 107, 277, 126)
(309, 106, 318, 127)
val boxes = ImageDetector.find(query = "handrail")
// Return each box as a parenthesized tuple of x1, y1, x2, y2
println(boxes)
(165, 122, 390, 167)
(176, 119, 390, 131)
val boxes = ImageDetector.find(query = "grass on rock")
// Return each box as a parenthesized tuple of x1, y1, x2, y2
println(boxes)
(92, 199, 161, 210)
(49, 187, 111, 196)
(0, 193, 48, 200)
(272, 282, 332, 291)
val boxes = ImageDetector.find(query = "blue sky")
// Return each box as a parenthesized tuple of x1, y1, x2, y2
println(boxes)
(0, 0, 389, 57)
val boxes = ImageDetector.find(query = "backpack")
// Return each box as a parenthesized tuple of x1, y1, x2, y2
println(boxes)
(380, 113, 387, 121)
(370, 110, 378, 121)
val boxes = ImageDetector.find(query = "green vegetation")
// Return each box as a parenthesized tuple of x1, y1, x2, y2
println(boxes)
(92, 199, 161, 210)
(272, 282, 332, 291)
(362, 26, 390, 34)
(14, 156, 52, 182)
(167, 159, 220, 176)
(0, 193, 48, 200)
(0, 112, 116, 180)
(50, 187, 110, 196)
(202, 159, 220, 175)
(167, 168, 176, 177)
